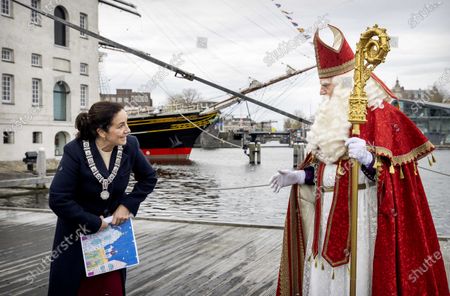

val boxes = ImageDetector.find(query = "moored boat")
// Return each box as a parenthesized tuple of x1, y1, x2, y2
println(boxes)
(128, 111, 219, 161)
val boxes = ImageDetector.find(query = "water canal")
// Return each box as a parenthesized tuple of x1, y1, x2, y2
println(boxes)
(1, 145, 449, 237)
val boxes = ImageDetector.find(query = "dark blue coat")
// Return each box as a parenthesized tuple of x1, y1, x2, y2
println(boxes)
(48, 135, 157, 296)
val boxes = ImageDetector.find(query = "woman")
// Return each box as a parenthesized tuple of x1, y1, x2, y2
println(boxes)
(48, 101, 157, 295)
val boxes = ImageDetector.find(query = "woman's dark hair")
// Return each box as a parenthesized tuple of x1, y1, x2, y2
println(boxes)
(75, 101, 124, 140)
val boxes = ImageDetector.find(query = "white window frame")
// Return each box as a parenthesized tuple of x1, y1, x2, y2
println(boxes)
(30, 0, 41, 25)
(80, 84, 88, 108)
(32, 78, 41, 106)
(2, 74, 13, 103)
(31, 53, 42, 67)
(1, 0, 11, 17)
(80, 63, 88, 75)
(80, 13, 88, 38)
(32, 131, 42, 144)
(1, 48, 13, 62)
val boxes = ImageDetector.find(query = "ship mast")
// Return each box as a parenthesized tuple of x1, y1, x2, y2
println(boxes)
(12, 0, 312, 124)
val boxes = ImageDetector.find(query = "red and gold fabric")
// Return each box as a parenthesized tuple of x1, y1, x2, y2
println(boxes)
(276, 102, 449, 295)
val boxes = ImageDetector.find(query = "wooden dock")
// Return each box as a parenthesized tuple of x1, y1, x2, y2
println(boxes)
(0, 176, 53, 188)
(0, 208, 449, 295)
(0, 209, 282, 296)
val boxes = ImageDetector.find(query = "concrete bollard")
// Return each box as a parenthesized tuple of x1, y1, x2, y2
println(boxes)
(37, 148, 46, 188)
(248, 143, 255, 164)
(248, 142, 261, 165)
(256, 142, 261, 164)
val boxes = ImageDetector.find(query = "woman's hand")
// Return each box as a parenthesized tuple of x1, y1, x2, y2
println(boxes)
(112, 205, 131, 225)
(98, 216, 109, 232)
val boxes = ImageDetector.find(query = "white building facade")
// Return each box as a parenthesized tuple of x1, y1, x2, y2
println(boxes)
(0, 0, 99, 161)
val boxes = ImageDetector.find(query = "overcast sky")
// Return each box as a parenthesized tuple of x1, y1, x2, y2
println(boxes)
(98, 0, 450, 129)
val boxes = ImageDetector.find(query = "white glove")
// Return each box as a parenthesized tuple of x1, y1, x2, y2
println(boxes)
(345, 137, 373, 166)
(269, 170, 306, 193)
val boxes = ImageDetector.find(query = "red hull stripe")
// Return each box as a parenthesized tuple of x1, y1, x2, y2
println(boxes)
(141, 147, 192, 156)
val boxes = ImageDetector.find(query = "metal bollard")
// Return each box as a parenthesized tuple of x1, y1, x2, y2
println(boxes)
(23, 151, 37, 171)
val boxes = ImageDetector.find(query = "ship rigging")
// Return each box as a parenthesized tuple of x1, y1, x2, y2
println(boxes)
(12, 0, 316, 160)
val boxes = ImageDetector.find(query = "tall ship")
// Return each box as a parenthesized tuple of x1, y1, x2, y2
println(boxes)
(128, 110, 219, 161)
(101, 65, 316, 162)
(101, 89, 219, 161)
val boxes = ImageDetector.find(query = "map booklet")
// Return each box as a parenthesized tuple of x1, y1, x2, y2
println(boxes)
(80, 216, 139, 277)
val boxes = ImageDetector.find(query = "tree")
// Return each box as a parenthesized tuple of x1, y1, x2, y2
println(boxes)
(425, 86, 445, 103)
(283, 110, 308, 130)
(434, 84, 450, 103)
(167, 88, 203, 106)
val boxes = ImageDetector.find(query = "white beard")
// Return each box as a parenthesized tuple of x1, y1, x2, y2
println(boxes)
(306, 71, 389, 164)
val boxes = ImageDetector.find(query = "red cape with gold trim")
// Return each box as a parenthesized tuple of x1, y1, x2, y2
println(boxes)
(276, 102, 449, 296)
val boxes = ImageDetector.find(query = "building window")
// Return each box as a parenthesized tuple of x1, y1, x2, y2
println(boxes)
(33, 131, 42, 144)
(32, 78, 41, 106)
(3, 131, 14, 144)
(1, 48, 13, 62)
(30, 0, 41, 25)
(54, 6, 67, 46)
(80, 84, 88, 108)
(1, 0, 11, 16)
(80, 63, 88, 75)
(80, 13, 87, 37)
(53, 82, 68, 121)
(2, 74, 13, 103)
(31, 53, 42, 67)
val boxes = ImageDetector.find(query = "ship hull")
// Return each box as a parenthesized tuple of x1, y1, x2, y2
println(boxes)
(127, 111, 218, 161)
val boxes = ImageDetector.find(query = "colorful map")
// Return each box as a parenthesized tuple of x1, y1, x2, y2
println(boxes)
(80, 217, 139, 277)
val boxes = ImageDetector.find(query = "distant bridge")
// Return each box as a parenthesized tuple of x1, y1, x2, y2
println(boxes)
(232, 130, 305, 145)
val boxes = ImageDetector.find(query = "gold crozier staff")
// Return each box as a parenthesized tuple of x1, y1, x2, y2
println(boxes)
(348, 24, 391, 296)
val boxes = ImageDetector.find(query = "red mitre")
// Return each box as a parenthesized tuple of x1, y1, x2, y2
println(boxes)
(313, 25, 355, 79)
(314, 25, 398, 101)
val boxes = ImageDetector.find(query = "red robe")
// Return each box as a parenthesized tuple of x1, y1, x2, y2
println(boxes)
(276, 102, 449, 295)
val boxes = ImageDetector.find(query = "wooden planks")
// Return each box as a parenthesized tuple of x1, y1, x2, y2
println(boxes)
(0, 210, 282, 295)
(0, 177, 53, 188)
(0, 209, 449, 295)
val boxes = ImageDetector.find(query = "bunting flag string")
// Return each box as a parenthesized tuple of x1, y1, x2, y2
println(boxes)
(271, 0, 305, 33)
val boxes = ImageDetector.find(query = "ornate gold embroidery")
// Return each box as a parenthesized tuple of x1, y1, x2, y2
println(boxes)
(367, 141, 434, 166)
(318, 59, 355, 78)
(289, 196, 300, 294)
(279, 215, 290, 295)
(321, 166, 351, 267)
